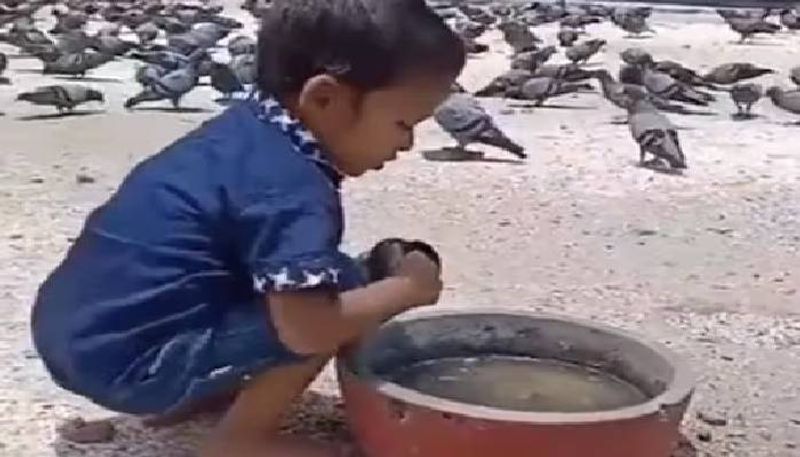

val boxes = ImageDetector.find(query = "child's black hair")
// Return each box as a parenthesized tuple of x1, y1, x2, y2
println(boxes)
(256, 0, 466, 96)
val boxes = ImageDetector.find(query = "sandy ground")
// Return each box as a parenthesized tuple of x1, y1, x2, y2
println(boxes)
(1, 2, 799, 457)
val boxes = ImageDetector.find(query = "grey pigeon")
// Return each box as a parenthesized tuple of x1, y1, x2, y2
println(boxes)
(475, 69, 533, 98)
(56, 29, 92, 54)
(627, 98, 686, 169)
(723, 15, 781, 43)
(643, 67, 714, 106)
(135, 22, 160, 45)
(557, 27, 583, 47)
(227, 35, 256, 56)
(654, 60, 719, 90)
(210, 61, 244, 99)
(135, 64, 167, 88)
(518, 76, 594, 105)
(611, 9, 654, 37)
(703, 63, 774, 85)
(50, 9, 87, 34)
(89, 33, 136, 56)
(125, 51, 203, 109)
(17, 84, 104, 113)
(593, 69, 693, 115)
(0, 51, 8, 84)
(452, 18, 487, 40)
(434, 92, 526, 159)
(533, 63, 595, 82)
(498, 20, 540, 54)
(230, 53, 257, 85)
(560, 14, 602, 30)
(729, 83, 763, 117)
(620, 47, 653, 66)
(42, 51, 114, 78)
(511, 46, 557, 71)
(619, 64, 645, 85)
(780, 9, 800, 31)
(566, 39, 606, 64)
(791, 66, 800, 88)
(766, 86, 800, 121)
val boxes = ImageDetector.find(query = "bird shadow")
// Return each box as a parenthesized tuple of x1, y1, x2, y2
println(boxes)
(17, 110, 105, 121)
(53, 75, 125, 84)
(634, 160, 686, 176)
(508, 103, 597, 110)
(421, 148, 526, 165)
(730, 112, 760, 121)
(730, 40, 783, 47)
(51, 390, 353, 457)
(127, 106, 213, 114)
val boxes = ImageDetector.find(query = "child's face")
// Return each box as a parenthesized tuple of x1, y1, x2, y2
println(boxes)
(295, 76, 453, 177)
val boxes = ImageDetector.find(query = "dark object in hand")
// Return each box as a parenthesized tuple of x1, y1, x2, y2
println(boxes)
(360, 238, 441, 282)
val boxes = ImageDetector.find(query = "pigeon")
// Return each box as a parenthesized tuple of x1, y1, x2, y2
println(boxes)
(0, 51, 9, 84)
(210, 61, 244, 99)
(229, 53, 257, 86)
(619, 64, 645, 85)
(50, 9, 87, 34)
(461, 36, 489, 54)
(135, 22, 160, 45)
(433, 92, 526, 159)
(42, 51, 115, 78)
(56, 29, 92, 53)
(511, 46, 557, 71)
(125, 51, 203, 109)
(89, 32, 136, 56)
(780, 9, 800, 31)
(557, 27, 583, 47)
(654, 60, 720, 90)
(791, 66, 800, 88)
(723, 15, 781, 43)
(627, 98, 687, 169)
(593, 69, 693, 115)
(533, 63, 595, 82)
(729, 83, 763, 117)
(517, 76, 594, 105)
(565, 39, 606, 65)
(765, 86, 800, 121)
(620, 47, 653, 66)
(452, 18, 487, 40)
(497, 20, 540, 54)
(130, 50, 194, 71)
(703, 63, 775, 85)
(227, 35, 257, 56)
(475, 69, 533, 98)
(17, 84, 104, 113)
(611, 9, 654, 37)
(643, 66, 714, 106)
(559, 14, 602, 30)
(135, 64, 167, 88)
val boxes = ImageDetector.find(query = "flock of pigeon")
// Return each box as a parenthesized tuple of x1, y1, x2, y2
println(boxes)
(1, 0, 800, 172)
(429, 1, 800, 171)
(1, 0, 258, 112)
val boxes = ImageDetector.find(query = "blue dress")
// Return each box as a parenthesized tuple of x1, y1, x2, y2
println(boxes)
(31, 95, 366, 415)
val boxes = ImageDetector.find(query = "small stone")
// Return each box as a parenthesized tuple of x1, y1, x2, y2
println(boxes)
(786, 442, 796, 449)
(696, 431, 712, 442)
(720, 355, 735, 361)
(30, 177, 44, 184)
(634, 228, 658, 237)
(57, 417, 116, 444)
(76, 174, 96, 184)
(697, 411, 727, 427)
(8, 234, 23, 240)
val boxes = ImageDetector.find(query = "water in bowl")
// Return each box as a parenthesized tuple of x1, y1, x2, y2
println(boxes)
(386, 355, 648, 413)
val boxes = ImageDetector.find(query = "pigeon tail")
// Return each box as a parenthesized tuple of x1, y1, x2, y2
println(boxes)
(478, 130, 527, 158)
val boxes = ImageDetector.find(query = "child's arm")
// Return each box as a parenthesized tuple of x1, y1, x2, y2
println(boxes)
(269, 251, 441, 355)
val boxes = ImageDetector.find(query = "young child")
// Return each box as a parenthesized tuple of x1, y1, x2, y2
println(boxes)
(31, 1, 465, 456)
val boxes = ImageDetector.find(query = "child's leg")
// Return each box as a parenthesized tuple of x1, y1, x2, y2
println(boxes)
(200, 355, 347, 457)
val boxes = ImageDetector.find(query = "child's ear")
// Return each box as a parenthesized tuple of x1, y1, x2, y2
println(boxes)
(299, 74, 357, 114)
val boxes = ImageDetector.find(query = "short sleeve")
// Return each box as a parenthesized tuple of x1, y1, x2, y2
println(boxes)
(235, 189, 353, 294)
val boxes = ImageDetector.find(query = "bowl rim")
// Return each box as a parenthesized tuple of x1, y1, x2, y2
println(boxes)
(338, 307, 695, 425)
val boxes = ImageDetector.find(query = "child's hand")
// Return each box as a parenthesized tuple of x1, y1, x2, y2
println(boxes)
(395, 250, 443, 308)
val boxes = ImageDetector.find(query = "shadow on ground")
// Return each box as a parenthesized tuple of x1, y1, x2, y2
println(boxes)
(53, 390, 352, 457)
